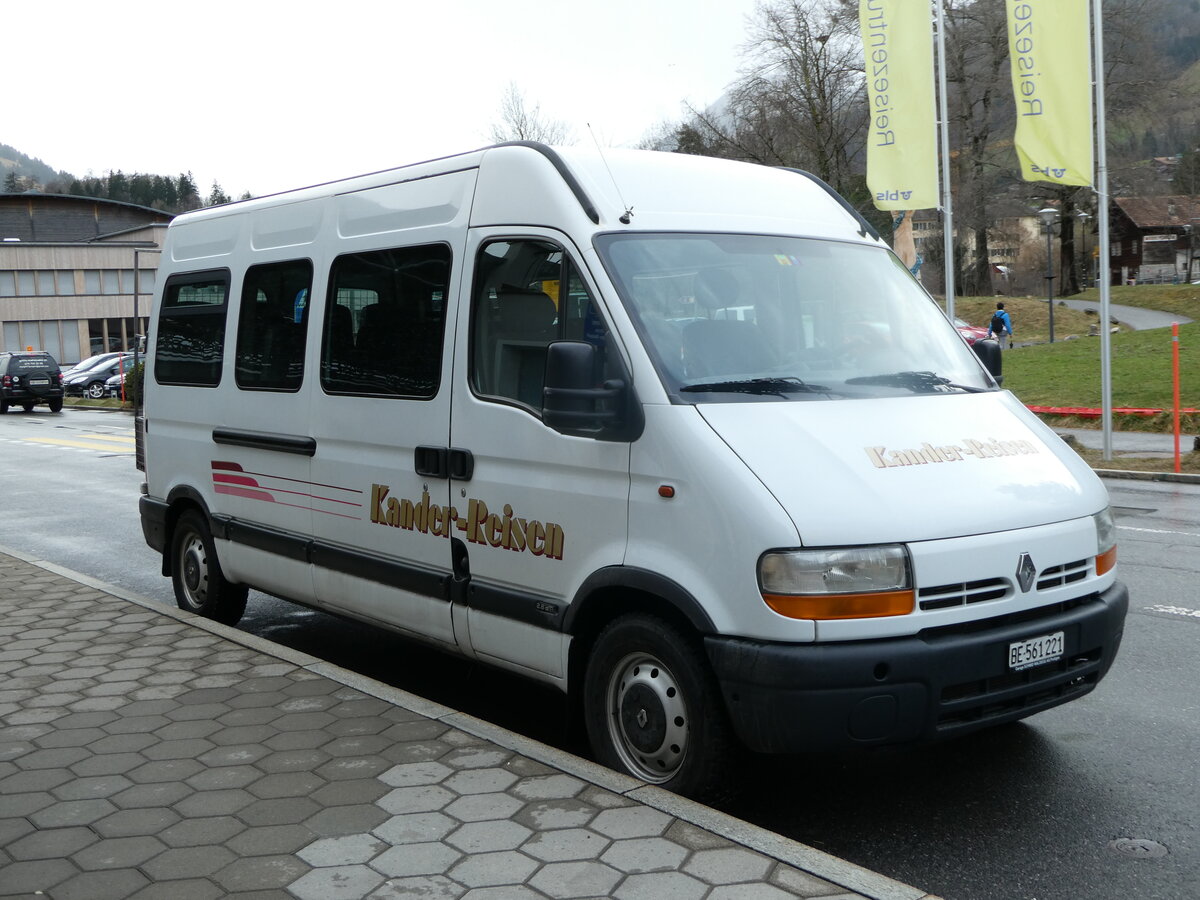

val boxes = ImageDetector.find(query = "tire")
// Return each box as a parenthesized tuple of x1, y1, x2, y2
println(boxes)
(48, 398, 63, 413)
(0, 400, 8, 414)
(85, 381, 107, 400)
(583, 613, 735, 799)
(22, 403, 34, 412)
(171, 509, 249, 626)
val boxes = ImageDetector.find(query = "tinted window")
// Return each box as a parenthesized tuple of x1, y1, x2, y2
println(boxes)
(235, 260, 312, 391)
(320, 245, 451, 398)
(154, 270, 230, 386)
(470, 239, 617, 411)
(5, 353, 58, 373)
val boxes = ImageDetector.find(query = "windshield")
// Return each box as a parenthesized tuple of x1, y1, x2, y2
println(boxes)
(594, 233, 992, 401)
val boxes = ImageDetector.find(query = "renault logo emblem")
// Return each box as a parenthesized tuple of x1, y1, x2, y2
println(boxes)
(1016, 553, 1037, 592)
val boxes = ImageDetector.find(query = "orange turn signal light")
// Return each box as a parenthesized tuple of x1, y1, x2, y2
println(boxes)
(762, 589, 915, 620)
(1095, 545, 1117, 576)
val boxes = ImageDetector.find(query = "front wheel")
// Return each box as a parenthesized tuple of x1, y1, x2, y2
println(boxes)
(85, 381, 107, 399)
(171, 509, 249, 626)
(583, 614, 735, 799)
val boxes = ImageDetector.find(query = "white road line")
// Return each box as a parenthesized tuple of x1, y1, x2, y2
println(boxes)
(1118, 524, 1200, 538)
(1145, 604, 1200, 619)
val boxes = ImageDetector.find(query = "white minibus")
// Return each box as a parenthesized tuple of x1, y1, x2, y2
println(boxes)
(140, 143, 1127, 797)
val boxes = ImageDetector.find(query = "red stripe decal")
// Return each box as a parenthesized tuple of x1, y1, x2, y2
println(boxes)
(215, 485, 276, 503)
(213, 473, 261, 487)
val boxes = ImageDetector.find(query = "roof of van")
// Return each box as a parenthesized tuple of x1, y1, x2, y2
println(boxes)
(164, 143, 878, 245)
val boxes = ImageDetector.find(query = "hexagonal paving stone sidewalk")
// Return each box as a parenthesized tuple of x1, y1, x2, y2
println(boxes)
(0, 549, 938, 900)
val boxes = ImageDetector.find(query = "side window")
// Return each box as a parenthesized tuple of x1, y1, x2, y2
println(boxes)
(154, 270, 230, 386)
(235, 260, 312, 391)
(320, 244, 451, 398)
(470, 239, 616, 410)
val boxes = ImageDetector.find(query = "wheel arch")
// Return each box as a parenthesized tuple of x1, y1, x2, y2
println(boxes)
(564, 566, 716, 706)
(159, 486, 215, 578)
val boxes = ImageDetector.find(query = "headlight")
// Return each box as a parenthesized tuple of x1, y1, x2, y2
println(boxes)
(1094, 507, 1117, 576)
(758, 545, 914, 620)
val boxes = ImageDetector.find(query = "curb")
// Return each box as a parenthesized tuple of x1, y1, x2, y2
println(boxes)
(0, 541, 940, 900)
(1094, 468, 1200, 485)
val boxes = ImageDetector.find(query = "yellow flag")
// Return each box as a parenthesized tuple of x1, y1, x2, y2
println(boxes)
(1007, 0, 1094, 186)
(861, 0, 938, 210)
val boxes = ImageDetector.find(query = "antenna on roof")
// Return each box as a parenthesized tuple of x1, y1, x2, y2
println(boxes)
(588, 124, 634, 225)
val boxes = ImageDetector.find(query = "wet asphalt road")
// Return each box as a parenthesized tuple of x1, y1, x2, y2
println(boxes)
(2, 408, 1197, 900)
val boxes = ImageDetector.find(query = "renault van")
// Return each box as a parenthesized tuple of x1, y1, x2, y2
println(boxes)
(139, 143, 1127, 797)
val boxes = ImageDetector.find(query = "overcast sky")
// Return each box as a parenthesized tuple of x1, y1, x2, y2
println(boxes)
(6, 0, 763, 198)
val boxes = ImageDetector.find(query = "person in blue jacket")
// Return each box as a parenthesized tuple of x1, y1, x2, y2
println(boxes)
(988, 302, 1013, 349)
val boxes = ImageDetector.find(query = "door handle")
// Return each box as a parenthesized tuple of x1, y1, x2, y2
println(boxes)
(449, 448, 474, 482)
(415, 446, 473, 481)
(414, 445, 448, 479)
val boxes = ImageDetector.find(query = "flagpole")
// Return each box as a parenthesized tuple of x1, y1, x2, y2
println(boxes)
(1093, 0, 1114, 459)
(935, 0, 956, 319)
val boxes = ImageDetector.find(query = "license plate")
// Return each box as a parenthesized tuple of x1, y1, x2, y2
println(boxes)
(1008, 631, 1064, 671)
(28, 376, 48, 386)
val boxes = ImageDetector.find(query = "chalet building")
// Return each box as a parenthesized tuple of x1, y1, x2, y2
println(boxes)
(0, 193, 171, 364)
(1109, 195, 1200, 285)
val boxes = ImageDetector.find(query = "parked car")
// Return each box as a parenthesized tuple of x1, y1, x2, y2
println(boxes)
(0, 350, 65, 413)
(105, 371, 128, 398)
(61, 351, 126, 382)
(954, 317, 989, 345)
(64, 354, 133, 399)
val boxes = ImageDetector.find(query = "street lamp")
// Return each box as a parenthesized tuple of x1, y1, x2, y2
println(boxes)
(1038, 207, 1059, 343)
(1076, 210, 1092, 290)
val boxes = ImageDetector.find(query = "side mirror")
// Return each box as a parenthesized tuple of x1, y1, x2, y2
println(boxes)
(972, 338, 1003, 385)
(542, 341, 643, 441)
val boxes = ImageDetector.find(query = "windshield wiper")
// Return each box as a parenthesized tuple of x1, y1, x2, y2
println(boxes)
(680, 376, 829, 396)
(844, 371, 990, 394)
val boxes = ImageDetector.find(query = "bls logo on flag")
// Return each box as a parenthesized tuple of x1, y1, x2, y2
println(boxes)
(1006, 0, 1094, 186)
(860, 0, 938, 211)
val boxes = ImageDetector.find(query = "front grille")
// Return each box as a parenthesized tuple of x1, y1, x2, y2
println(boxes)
(918, 578, 1007, 611)
(1038, 558, 1089, 590)
(918, 554, 1094, 615)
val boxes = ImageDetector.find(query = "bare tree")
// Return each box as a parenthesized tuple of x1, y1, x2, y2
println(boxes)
(679, 0, 866, 198)
(942, 0, 1013, 297)
(488, 83, 573, 145)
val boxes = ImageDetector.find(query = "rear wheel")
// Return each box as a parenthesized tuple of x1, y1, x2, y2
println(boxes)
(583, 613, 735, 799)
(48, 398, 63, 412)
(171, 509, 249, 626)
(0, 400, 7, 414)
(21, 403, 34, 412)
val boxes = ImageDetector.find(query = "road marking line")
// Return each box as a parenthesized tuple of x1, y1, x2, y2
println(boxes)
(1145, 604, 1200, 619)
(79, 433, 135, 445)
(24, 437, 134, 452)
(1118, 524, 1199, 538)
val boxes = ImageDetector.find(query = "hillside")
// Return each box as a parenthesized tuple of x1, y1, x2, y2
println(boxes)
(0, 143, 67, 189)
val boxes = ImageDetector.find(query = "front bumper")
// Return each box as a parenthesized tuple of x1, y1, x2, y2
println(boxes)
(706, 581, 1128, 754)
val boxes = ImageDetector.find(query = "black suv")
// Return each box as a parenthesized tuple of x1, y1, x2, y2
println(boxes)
(0, 351, 65, 413)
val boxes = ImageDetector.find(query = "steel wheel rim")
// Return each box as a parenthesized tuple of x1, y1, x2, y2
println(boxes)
(605, 651, 689, 783)
(178, 532, 209, 610)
